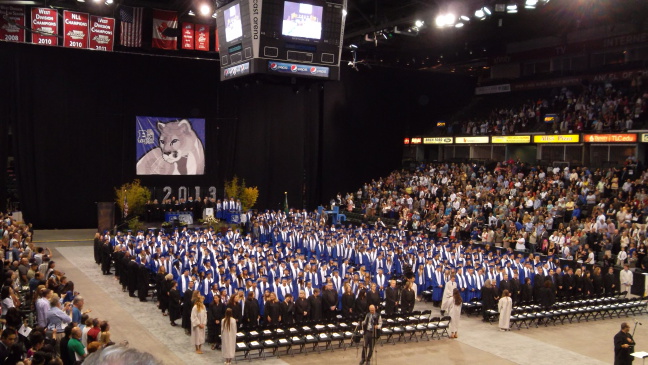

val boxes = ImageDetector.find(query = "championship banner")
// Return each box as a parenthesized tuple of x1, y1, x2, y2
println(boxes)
(181, 22, 194, 50)
(63, 11, 89, 49)
(31, 7, 58, 46)
(89, 16, 114, 51)
(195, 24, 209, 51)
(0, 5, 26, 43)
(152, 9, 178, 50)
(136, 117, 206, 176)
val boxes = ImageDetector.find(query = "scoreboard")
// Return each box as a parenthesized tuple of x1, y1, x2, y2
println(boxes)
(216, 0, 346, 81)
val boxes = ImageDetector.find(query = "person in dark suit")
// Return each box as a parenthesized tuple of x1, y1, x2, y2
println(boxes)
(101, 240, 113, 275)
(243, 291, 260, 329)
(182, 281, 196, 334)
(554, 268, 565, 299)
(208, 292, 226, 349)
(168, 280, 182, 326)
(510, 272, 521, 305)
(93, 233, 102, 265)
(355, 289, 369, 317)
(280, 294, 295, 325)
(138, 259, 151, 302)
(604, 267, 618, 295)
(295, 290, 311, 323)
(614, 322, 635, 365)
(0, 327, 16, 364)
(520, 277, 533, 303)
(400, 281, 416, 314)
(265, 293, 281, 325)
(309, 288, 323, 321)
(481, 279, 498, 322)
(385, 280, 399, 315)
(367, 283, 381, 310)
(499, 274, 511, 296)
(341, 284, 356, 317)
(127, 257, 139, 297)
(322, 283, 338, 320)
(538, 280, 555, 308)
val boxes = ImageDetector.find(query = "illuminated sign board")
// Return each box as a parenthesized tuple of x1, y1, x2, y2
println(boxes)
(423, 137, 453, 144)
(404, 138, 410, 145)
(491, 135, 531, 143)
(642, 134, 648, 143)
(584, 134, 637, 143)
(411, 138, 422, 144)
(455, 136, 490, 144)
(533, 134, 580, 143)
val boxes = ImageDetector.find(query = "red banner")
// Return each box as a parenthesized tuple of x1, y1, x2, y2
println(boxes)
(63, 11, 89, 49)
(0, 5, 25, 43)
(89, 16, 115, 51)
(152, 9, 178, 50)
(181, 22, 194, 50)
(195, 24, 209, 51)
(31, 7, 58, 46)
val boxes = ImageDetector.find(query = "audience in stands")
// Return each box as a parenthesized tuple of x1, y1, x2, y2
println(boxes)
(446, 79, 647, 136)
(0, 213, 128, 365)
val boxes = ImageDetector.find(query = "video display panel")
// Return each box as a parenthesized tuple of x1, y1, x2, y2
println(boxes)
(281, 1, 323, 40)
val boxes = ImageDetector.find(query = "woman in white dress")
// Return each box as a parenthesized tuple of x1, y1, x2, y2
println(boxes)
(191, 295, 207, 354)
(448, 288, 462, 339)
(441, 275, 457, 315)
(498, 289, 512, 331)
(221, 307, 237, 365)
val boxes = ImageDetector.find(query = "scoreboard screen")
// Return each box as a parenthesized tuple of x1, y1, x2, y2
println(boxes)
(216, 0, 346, 81)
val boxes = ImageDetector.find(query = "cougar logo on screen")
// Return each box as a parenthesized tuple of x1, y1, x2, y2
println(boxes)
(290, 65, 298, 72)
(270, 63, 278, 70)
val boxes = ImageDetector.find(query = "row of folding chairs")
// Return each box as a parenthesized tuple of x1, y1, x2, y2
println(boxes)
(232, 310, 452, 362)
(464, 291, 630, 318)
(486, 296, 648, 330)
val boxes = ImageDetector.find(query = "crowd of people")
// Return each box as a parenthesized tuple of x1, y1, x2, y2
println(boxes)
(0, 213, 150, 365)
(446, 76, 646, 136)
(97, 154, 648, 355)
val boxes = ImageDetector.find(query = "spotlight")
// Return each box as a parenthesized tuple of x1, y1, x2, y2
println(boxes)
(77, 0, 85, 2)
(415, 20, 424, 28)
(200, 4, 211, 16)
(483, 7, 492, 15)
(349, 44, 358, 49)
(342, 9, 347, 17)
(474, 9, 485, 18)
(525, 0, 538, 8)
(460, 15, 469, 21)
(188, 10, 196, 16)
(212, 12, 218, 18)
(92, 0, 100, 3)
(105, 0, 112, 4)
(506, 4, 518, 13)
(435, 13, 455, 28)
(455, 22, 464, 28)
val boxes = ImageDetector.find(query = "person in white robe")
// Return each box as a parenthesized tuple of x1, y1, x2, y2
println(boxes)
(448, 288, 462, 339)
(441, 275, 458, 315)
(498, 289, 512, 331)
(191, 297, 207, 354)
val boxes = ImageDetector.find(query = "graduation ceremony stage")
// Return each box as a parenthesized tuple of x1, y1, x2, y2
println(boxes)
(39, 229, 637, 365)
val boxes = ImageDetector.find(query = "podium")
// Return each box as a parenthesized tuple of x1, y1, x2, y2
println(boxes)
(631, 351, 648, 365)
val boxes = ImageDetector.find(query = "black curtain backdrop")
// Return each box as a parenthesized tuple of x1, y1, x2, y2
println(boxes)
(0, 41, 473, 229)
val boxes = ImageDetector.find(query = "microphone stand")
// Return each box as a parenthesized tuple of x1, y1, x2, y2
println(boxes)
(371, 322, 378, 365)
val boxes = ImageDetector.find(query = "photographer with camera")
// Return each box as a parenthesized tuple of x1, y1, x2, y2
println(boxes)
(359, 304, 382, 365)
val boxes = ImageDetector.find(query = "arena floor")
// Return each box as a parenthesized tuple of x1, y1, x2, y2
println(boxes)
(36, 229, 646, 365)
